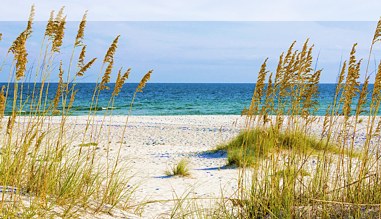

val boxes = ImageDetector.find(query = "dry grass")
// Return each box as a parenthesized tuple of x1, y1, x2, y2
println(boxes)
(3, 5, 381, 219)
(0, 6, 152, 218)
(170, 17, 381, 218)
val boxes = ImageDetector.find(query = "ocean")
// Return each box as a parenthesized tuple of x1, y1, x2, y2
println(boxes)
(0, 83, 372, 116)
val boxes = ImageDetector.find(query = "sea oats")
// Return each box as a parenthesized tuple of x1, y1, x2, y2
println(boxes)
(9, 31, 28, 80)
(262, 72, 274, 123)
(342, 44, 361, 119)
(0, 86, 6, 119)
(68, 88, 78, 109)
(295, 40, 310, 78)
(77, 58, 96, 77)
(321, 107, 331, 136)
(279, 50, 297, 97)
(0, 8, 150, 216)
(331, 61, 347, 115)
(136, 70, 153, 92)
(302, 69, 321, 118)
(112, 68, 122, 96)
(337, 61, 347, 90)
(52, 16, 66, 53)
(9, 6, 35, 80)
(78, 45, 87, 68)
(44, 7, 66, 52)
(98, 36, 120, 90)
(122, 68, 131, 80)
(6, 114, 15, 135)
(99, 60, 113, 90)
(372, 17, 381, 44)
(113, 68, 131, 96)
(300, 39, 309, 60)
(372, 61, 381, 104)
(103, 35, 120, 64)
(376, 120, 381, 135)
(284, 41, 296, 65)
(45, 10, 55, 37)
(368, 60, 381, 122)
(26, 5, 35, 37)
(75, 11, 87, 47)
(248, 58, 268, 116)
(356, 76, 369, 115)
(53, 61, 64, 110)
(56, 7, 65, 22)
(274, 53, 284, 86)
(304, 45, 314, 76)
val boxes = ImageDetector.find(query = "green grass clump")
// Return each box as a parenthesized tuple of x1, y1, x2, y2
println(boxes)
(78, 142, 98, 147)
(218, 128, 354, 167)
(165, 159, 191, 177)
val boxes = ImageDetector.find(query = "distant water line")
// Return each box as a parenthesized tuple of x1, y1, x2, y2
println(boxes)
(0, 83, 374, 116)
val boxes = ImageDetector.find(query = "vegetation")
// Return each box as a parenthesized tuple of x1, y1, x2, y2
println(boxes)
(170, 17, 381, 218)
(78, 142, 98, 147)
(0, 6, 152, 217)
(3, 5, 381, 219)
(218, 128, 358, 167)
(165, 159, 191, 177)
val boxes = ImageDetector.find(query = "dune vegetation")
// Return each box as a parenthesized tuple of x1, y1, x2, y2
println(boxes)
(170, 19, 381, 218)
(2, 5, 381, 219)
(217, 127, 360, 167)
(165, 159, 191, 177)
(0, 6, 153, 218)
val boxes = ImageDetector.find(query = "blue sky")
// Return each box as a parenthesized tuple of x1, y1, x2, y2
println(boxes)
(1, 21, 380, 83)
(1, 0, 381, 21)
(1, 0, 381, 83)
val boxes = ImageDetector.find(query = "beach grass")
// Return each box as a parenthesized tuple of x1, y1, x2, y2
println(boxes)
(0, 6, 152, 217)
(165, 159, 191, 177)
(78, 142, 98, 147)
(3, 5, 381, 219)
(170, 18, 381, 218)
(217, 128, 359, 167)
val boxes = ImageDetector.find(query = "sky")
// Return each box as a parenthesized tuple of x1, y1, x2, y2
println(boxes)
(0, 1, 381, 83)
(1, 0, 381, 21)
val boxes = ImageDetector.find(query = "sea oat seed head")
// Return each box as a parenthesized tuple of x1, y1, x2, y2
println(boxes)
(45, 10, 55, 37)
(113, 68, 131, 96)
(99, 60, 114, 90)
(26, 5, 35, 37)
(136, 70, 153, 93)
(68, 88, 78, 109)
(0, 86, 6, 119)
(78, 45, 87, 68)
(103, 35, 120, 64)
(75, 11, 88, 47)
(77, 58, 96, 77)
(373, 17, 381, 44)
(53, 61, 64, 110)
(52, 16, 66, 52)
(56, 7, 65, 22)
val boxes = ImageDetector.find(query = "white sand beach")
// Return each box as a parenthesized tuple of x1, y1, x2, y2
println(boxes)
(4, 115, 376, 218)
(3, 115, 246, 217)
(70, 115, 246, 218)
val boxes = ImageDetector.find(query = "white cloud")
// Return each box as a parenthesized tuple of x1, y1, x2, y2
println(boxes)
(0, 0, 380, 21)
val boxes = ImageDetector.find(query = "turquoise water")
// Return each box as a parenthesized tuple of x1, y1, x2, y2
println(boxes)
(0, 83, 372, 116)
